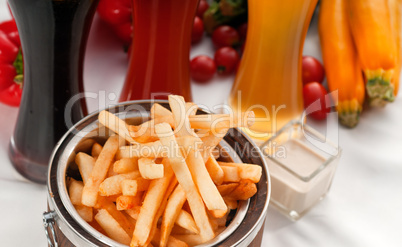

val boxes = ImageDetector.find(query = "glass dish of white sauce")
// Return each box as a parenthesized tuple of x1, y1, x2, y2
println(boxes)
(260, 120, 341, 220)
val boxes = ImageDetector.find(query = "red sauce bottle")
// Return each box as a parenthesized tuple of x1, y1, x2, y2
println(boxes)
(119, 0, 197, 102)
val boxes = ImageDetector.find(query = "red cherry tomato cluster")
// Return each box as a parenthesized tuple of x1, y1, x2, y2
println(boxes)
(302, 55, 329, 121)
(302, 55, 325, 85)
(196, 0, 210, 18)
(191, 0, 209, 45)
(192, 16, 204, 44)
(190, 1, 247, 84)
(0, 19, 22, 107)
(97, 0, 133, 46)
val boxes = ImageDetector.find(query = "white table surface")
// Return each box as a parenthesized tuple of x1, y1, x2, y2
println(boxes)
(1, 1, 402, 246)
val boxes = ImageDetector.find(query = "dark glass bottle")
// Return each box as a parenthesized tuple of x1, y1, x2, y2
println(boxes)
(7, 0, 99, 183)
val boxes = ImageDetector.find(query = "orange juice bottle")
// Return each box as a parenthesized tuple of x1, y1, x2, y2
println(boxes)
(229, 0, 318, 140)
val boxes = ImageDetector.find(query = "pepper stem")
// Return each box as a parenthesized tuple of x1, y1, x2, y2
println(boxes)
(13, 49, 24, 88)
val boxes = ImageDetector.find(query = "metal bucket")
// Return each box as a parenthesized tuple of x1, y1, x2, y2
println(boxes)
(44, 100, 270, 247)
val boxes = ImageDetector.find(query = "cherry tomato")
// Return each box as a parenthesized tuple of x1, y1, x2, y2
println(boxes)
(192, 16, 204, 44)
(197, 0, 209, 18)
(302, 56, 325, 85)
(97, 0, 131, 25)
(303, 82, 330, 120)
(214, 47, 239, 75)
(114, 22, 133, 45)
(212, 25, 240, 48)
(0, 83, 22, 107)
(238, 23, 248, 41)
(97, 0, 132, 45)
(190, 55, 216, 83)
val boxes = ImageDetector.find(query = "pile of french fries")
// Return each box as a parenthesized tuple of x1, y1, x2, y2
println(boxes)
(67, 95, 262, 247)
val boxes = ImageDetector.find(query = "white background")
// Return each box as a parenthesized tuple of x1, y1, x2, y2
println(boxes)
(0, 1, 402, 246)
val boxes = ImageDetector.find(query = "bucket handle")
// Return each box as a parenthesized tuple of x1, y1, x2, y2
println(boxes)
(43, 211, 59, 247)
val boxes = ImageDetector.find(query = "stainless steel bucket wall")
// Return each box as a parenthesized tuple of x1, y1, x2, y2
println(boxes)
(45, 100, 271, 247)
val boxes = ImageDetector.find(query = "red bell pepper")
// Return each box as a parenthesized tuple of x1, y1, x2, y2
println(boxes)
(0, 20, 21, 47)
(0, 19, 23, 107)
(97, 0, 133, 45)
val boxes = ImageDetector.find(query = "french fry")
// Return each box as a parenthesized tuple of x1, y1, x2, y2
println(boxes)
(175, 210, 199, 235)
(96, 196, 135, 237)
(155, 123, 215, 242)
(209, 215, 219, 231)
(223, 197, 238, 210)
(209, 208, 228, 219)
(125, 205, 141, 221)
(160, 185, 187, 247)
(211, 148, 220, 160)
(150, 103, 172, 118)
(221, 166, 241, 183)
(146, 172, 178, 247)
(118, 141, 164, 159)
(91, 142, 103, 158)
(118, 136, 197, 159)
(82, 135, 120, 207)
(129, 116, 175, 132)
(75, 205, 93, 222)
(68, 179, 84, 205)
(194, 128, 210, 138)
(116, 195, 142, 210)
(99, 171, 141, 196)
(171, 225, 197, 235)
(185, 147, 227, 211)
(123, 211, 138, 228)
(122, 178, 150, 196)
(173, 226, 225, 246)
(138, 158, 164, 179)
(212, 212, 228, 227)
(217, 183, 239, 197)
(75, 152, 95, 185)
(131, 163, 175, 246)
(200, 128, 228, 162)
(151, 228, 189, 247)
(107, 163, 119, 177)
(150, 102, 252, 131)
(218, 162, 262, 183)
(128, 135, 158, 145)
(169, 94, 226, 212)
(189, 111, 255, 130)
(89, 219, 107, 235)
(95, 209, 131, 245)
(128, 116, 175, 143)
(114, 157, 139, 174)
(103, 194, 121, 203)
(172, 234, 204, 247)
(205, 155, 224, 185)
(185, 102, 198, 116)
(75, 138, 95, 153)
(226, 179, 257, 201)
(98, 110, 137, 144)
(169, 95, 196, 137)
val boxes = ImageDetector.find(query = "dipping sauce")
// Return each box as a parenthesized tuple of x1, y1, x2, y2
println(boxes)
(262, 121, 341, 220)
